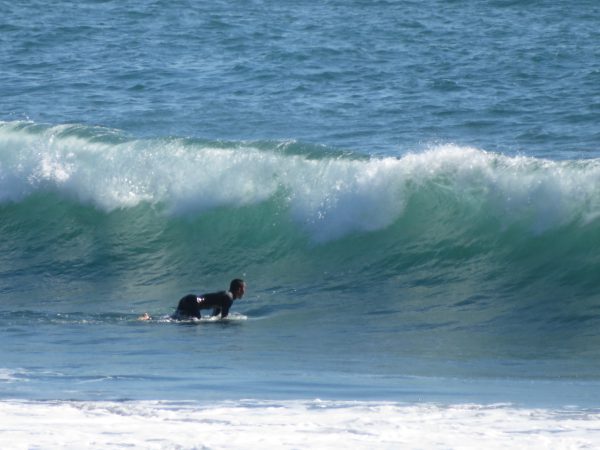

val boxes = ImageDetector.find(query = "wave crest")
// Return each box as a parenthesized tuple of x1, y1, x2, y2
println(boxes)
(2, 121, 600, 241)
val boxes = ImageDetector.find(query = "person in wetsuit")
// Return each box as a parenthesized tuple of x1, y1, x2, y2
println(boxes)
(173, 279, 246, 319)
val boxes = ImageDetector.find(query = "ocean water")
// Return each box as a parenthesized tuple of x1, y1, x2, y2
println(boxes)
(2, 0, 600, 448)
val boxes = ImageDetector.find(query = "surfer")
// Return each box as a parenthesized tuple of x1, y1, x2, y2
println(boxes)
(172, 278, 246, 320)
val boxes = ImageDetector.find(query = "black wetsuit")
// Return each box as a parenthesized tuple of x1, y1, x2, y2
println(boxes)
(174, 291, 234, 319)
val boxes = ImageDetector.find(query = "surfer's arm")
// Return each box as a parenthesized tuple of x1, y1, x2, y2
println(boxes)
(219, 304, 231, 318)
(211, 304, 230, 318)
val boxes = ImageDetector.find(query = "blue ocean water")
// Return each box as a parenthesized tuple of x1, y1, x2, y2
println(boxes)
(2, 0, 600, 428)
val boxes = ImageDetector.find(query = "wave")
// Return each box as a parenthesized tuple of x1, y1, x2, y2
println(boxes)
(2, 121, 600, 282)
(3, 120, 600, 240)
(2, 121, 600, 343)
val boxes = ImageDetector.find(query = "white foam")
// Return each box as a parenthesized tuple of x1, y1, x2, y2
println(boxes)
(149, 312, 248, 323)
(1, 399, 598, 449)
(3, 121, 600, 240)
(0, 369, 27, 383)
(0, 368, 65, 383)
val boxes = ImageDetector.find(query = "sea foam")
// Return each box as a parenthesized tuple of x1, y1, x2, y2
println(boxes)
(1, 399, 598, 449)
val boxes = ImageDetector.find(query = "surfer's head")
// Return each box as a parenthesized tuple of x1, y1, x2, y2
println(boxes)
(230, 279, 246, 300)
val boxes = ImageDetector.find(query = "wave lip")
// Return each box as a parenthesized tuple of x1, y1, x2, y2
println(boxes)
(2, 121, 600, 242)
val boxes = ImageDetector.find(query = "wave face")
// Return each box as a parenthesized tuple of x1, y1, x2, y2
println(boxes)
(2, 121, 600, 369)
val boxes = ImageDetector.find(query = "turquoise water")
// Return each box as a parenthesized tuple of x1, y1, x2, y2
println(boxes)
(2, 0, 600, 410)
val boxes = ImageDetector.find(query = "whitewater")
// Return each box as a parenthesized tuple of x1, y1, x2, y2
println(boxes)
(2, 399, 600, 449)
(3, 121, 600, 238)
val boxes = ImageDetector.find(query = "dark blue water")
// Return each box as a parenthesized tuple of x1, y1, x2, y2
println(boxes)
(3, 0, 599, 156)
(1, 0, 600, 407)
